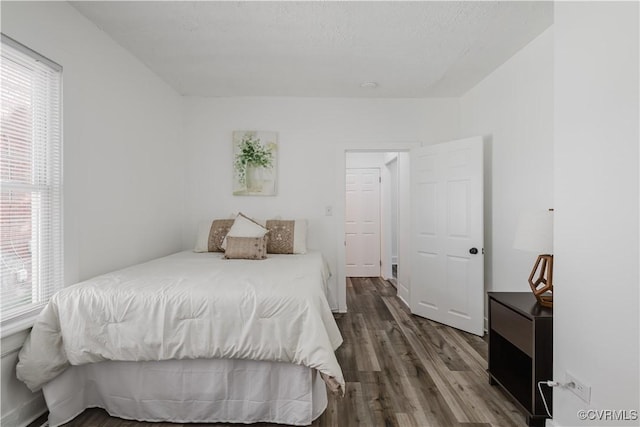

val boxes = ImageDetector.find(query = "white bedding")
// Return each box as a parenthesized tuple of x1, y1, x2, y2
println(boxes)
(43, 359, 327, 426)
(17, 251, 344, 393)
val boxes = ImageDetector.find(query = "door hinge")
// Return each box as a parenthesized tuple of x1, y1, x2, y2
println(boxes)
(379, 176, 381, 183)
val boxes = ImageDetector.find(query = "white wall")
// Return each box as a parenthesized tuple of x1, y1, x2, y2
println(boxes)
(460, 27, 554, 294)
(1, 2, 185, 426)
(553, 3, 639, 426)
(345, 152, 386, 169)
(395, 152, 411, 306)
(386, 155, 399, 265)
(182, 97, 460, 310)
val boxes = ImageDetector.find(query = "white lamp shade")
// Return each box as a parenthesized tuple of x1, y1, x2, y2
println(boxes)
(513, 210, 553, 254)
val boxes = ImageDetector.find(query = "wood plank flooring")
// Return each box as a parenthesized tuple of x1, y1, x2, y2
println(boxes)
(33, 277, 526, 427)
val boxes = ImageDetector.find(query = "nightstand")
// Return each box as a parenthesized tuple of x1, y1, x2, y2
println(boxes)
(488, 292, 553, 427)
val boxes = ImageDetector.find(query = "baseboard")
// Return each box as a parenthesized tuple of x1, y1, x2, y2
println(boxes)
(545, 419, 557, 427)
(1, 393, 47, 427)
(397, 294, 410, 309)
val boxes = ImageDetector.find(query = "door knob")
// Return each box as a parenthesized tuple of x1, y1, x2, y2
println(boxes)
(469, 247, 478, 255)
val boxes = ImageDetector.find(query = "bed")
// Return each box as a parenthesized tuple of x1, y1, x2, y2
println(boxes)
(16, 250, 344, 426)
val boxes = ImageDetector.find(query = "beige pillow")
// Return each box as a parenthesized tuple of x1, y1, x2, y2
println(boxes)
(224, 236, 268, 260)
(265, 219, 307, 254)
(208, 219, 235, 252)
(193, 219, 235, 253)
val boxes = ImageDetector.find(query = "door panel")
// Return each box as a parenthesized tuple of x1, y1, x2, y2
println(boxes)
(410, 137, 484, 336)
(345, 168, 381, 277)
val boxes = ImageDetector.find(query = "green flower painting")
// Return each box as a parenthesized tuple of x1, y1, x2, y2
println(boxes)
(232, 131, 278, 196)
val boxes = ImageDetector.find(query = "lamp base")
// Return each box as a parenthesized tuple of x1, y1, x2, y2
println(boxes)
(529, 254, 553, 308)
(536, 293, 553, 308)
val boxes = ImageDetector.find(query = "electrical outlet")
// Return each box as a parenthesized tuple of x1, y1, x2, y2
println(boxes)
(566, 372, 591, 403)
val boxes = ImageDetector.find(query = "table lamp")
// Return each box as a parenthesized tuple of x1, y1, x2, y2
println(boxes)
(513, 209, 554, 308)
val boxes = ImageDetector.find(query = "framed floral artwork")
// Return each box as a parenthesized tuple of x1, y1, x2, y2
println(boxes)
(232, 131, 278, 196)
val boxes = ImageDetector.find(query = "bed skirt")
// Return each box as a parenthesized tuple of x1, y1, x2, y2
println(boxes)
(42, 358, 328, 426)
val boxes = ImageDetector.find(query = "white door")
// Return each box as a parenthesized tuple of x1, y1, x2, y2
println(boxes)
(410, 137, 484, 336)
(345, 168, 381, 277)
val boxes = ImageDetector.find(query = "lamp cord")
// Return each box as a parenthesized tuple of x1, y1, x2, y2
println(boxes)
(537, 380, 557, 418)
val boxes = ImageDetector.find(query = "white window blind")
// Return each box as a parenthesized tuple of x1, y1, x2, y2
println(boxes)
(1, 34, 63, 328)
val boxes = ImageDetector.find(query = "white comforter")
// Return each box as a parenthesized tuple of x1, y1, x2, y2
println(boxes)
(17, 251, 344, 393)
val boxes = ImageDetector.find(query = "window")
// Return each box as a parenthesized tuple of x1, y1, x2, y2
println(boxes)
(1, 34, 62, 329)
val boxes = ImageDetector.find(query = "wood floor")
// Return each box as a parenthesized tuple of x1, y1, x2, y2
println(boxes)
(33, 277, 526, 427)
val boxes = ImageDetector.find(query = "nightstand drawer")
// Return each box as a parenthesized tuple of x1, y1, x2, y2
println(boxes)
(490, 299, 533, 356)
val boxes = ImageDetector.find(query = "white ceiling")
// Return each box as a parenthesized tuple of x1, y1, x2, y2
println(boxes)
(70, 1, 553, 98)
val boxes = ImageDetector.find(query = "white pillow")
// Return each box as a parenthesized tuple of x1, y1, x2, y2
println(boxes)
(221, 213, 269, 249)
(193, 220, 213, 252)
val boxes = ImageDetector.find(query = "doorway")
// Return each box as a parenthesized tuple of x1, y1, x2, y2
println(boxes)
(336, 138, 484, 336)
(344, 151, 410, 306)
(335, 143, 417, 313)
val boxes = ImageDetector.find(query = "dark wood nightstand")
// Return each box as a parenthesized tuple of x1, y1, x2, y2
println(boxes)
(488, 292, 553, 427)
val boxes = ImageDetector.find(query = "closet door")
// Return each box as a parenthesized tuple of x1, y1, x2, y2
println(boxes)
(345, 168, 381, 277)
